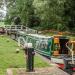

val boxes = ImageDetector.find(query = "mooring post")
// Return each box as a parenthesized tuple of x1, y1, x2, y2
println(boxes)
(24, 43, 35, 72)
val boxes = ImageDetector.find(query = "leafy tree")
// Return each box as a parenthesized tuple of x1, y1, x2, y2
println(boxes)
(6, 0, 37, 27)
(4, 0, 17, 24)
(33, 0, 65, 30)
(64, 0, 75, 32)
(5, 0, 75, 32)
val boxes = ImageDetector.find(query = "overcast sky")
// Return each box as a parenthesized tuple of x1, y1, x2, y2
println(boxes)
(0, 1, 7, 20)
(0, 11, 6, 20)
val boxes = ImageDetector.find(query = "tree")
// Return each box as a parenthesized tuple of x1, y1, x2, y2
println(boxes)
(0, 0, 3, 8)
(33, 0, 66, 30)
(4, 0, 17, 24)
(5, 0, 75, 32)
(64, 0, 75, 32)
(5, 0, 37, 27)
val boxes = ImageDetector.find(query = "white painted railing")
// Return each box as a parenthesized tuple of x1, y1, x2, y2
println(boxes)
(4, 25, 25, 31)
(0, 25, 38, 34)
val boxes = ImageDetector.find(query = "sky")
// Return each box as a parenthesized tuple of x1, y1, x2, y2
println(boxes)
(0, 1, 7, 20)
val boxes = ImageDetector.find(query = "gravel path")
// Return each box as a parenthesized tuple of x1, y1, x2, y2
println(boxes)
(7, 67, 69, 75)
(16, 67, 70, 75)
(7, 69, 13, 75)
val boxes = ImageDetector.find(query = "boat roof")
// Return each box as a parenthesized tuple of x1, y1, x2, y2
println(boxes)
(18, 31, 52, 39)
(28, 34, 52, 39)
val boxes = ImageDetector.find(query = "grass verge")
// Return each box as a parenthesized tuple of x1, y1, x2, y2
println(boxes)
(0, 35, 50, 75)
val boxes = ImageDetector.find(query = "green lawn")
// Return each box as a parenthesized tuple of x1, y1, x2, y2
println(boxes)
(0, 35, 50, 75)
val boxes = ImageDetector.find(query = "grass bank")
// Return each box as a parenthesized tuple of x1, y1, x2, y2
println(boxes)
(0, 35, 50, 75)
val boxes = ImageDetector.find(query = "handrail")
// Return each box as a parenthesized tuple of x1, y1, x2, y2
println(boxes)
(18, 36, 26, 47)
(4, 25, 25, 30)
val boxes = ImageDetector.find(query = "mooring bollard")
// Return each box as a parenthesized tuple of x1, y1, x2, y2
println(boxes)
(24, 43, 35, 72)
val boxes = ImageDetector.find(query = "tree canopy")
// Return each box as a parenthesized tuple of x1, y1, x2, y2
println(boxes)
(4, 0, 75, 32)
